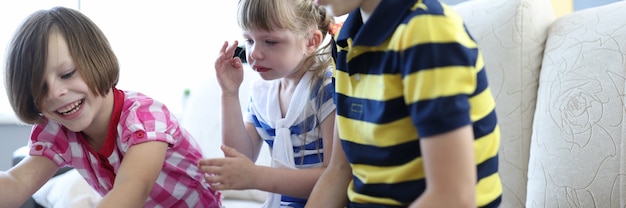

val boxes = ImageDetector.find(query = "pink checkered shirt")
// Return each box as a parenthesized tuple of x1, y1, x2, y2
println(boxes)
(29, 88, 221, 208)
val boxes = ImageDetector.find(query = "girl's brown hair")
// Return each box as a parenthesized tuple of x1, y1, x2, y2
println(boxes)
(5, 6, 119, 124)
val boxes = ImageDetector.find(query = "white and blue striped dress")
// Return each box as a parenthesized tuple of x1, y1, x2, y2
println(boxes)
(244, 70, 335, 208)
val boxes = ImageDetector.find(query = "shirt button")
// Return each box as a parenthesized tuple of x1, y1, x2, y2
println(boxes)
(355, 74, 360, 81)
(135, 131, 145, 138)
(34, 144, 43, 151)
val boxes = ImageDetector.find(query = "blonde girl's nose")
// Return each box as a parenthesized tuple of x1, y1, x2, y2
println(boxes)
(248, 44, 262, 61)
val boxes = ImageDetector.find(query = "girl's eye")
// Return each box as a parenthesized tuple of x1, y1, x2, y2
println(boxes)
(61, 70, 75, 79)
(265, 40, 277, 45)
(245, 39, 254, 45)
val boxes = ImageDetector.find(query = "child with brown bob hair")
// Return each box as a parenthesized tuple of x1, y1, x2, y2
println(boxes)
(1, 6, 221, 207)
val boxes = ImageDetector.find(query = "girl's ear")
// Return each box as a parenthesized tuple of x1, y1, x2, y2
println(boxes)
(305, 29, 323, 54)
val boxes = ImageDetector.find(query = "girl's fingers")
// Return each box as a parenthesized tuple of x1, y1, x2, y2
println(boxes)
(219, 41, 228, 53)
(204, 173, 228, 190)
(225, 40, 239, 58)
(204, 174, 219, 183)
(198, 158, 222, 166)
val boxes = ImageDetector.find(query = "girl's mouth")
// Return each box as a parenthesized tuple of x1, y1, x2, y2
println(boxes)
(253, 65, 270, 72)
(56, 99, 84, 116)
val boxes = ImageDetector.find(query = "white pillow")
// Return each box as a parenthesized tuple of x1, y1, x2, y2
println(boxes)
(32, 169, 102, 208)
(221, 189, 267, 203)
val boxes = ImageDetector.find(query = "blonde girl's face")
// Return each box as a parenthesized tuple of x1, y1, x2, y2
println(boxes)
(40, 30, 109, 132)
(243, 27, 310, 81)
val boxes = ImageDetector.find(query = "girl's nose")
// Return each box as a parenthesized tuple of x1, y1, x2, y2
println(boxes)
(247, 44, 262, 61)
(48, 79, 68, 98)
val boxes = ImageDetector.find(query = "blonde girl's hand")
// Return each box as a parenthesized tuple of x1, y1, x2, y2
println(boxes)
(214, 40, 244, 97)
(198, 145, 256, 190)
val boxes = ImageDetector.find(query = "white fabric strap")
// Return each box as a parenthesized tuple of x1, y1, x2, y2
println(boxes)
(262, 71, 313, 208)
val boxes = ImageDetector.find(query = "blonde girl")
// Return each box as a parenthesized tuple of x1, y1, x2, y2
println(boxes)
(198, 0, 336, 207)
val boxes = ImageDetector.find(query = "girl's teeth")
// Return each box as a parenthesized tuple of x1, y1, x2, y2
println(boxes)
(58, 100, 83, 115)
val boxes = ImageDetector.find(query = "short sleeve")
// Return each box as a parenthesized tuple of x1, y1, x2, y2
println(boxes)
(244, 79, 266, 126)
(315, 75, 336, 123)
(243, 95, 255, 124)
(119, 97, 178, 149)
(29, 121, 73, 167)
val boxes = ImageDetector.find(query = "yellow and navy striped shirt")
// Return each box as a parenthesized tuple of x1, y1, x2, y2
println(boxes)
(333, 0, 502, 207)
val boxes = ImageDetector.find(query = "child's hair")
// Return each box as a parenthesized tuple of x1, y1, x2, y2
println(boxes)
(237, 0, 334, 78)
(5, 6, 119, 124)
(238, 0, 335, 164)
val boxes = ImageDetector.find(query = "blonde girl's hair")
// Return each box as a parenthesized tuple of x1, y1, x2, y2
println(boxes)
(238, 0, 335, 165)
(5, 6, 119, 124)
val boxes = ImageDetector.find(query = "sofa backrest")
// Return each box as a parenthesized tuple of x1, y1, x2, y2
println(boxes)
(452, 0, 554, 207)
(527, 1, 626, 207)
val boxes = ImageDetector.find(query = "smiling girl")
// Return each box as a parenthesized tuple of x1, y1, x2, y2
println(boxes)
(0, 6, 220, 207)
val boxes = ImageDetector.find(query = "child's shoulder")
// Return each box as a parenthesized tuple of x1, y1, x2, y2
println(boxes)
(118, 89, 173, 122)
(121, 90, 165, 110)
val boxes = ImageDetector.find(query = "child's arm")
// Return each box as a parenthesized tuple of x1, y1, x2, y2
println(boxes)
(305, 119, 350, 208)
(410, 125, 476, 208)
(0, 155, 58, 207)
(200, 112, 337, 199)
(215, 40, 264, 160)
(96, 141, 168, 208)
(221, 94, 264, 161)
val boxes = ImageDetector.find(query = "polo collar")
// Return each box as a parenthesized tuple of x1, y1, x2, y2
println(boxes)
(337, 0, 416, 47)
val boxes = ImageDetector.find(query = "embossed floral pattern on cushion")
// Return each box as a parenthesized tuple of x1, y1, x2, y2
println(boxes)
(528, 2, 626, 207)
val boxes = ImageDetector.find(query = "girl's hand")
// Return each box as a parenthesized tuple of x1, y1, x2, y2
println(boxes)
(198, 145, 256, 190)
(214, 40, 245, 97)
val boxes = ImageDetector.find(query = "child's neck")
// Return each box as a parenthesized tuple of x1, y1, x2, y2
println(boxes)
(359, 0, 381, 23)
(82, 132, 106, 152)
(360, 8, 371, 23)
(81, 90, 115, 151)
(279, 69, 308, 118)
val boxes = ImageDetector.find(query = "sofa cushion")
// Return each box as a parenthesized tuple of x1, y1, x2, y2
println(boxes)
(528, 1, 626, 207)
(451, 0, 554, 207)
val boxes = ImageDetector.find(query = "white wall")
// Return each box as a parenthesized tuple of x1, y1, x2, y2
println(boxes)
(79, 0, 242, 117)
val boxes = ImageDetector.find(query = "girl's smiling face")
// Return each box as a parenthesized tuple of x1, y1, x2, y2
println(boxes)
(40, 29, 110, 132)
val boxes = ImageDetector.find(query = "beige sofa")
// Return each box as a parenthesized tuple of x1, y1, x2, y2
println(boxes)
(181, 0, 626, 207)
(453, 0, 626, 207)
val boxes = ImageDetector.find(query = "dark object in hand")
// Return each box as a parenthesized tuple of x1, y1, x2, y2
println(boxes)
(234, 45, 247, 63)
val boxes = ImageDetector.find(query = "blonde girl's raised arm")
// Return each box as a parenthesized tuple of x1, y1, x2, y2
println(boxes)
(215, 40, 263, 161)
(0, 155, 58, 207)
